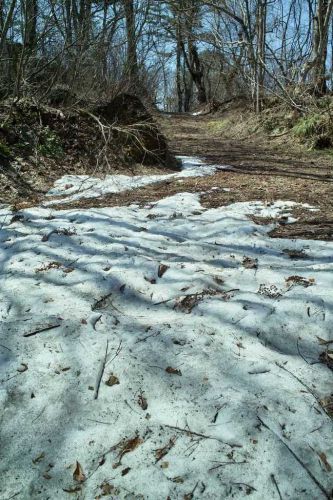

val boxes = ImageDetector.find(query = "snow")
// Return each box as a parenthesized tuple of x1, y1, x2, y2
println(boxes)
(44, 156, 221, 206)
(0, 157, 332, 499)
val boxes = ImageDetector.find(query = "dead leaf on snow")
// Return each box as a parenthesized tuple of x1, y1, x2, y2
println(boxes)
(113, 435, 143, 468)
(138, 393, 148, 410)
(63, 486, 82, 494)
(121, 467, 131, 476)
(99, 481, 115, 496)
(285, 275, 315, 289)
(73, 461, 86, 482)
(316, 337, 333, 346)
(32, 452, 45, 464)
(319, 350, 333, 370)
(166, 366, 182, 376)
(105, 373, 120, 386)
(242, 256, 258, 269)
(158, 264, 169, 278)
(155, 436, 176, 463)
(172, 476, 184, 483)
(282, 248, 308, 260)
(63, 267, 74, 274)
(317, 451, 332, 472)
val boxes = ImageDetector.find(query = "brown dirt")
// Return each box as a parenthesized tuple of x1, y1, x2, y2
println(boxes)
(44, 112, 333, 241)
(0, 96, 178, 206)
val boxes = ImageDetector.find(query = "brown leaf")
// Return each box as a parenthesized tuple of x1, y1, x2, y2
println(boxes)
(138, 393, 148, 410)
(63, 486, 82, 494)
(316, 337, 333, 346)
(73, 461, 86, 483)
(100, 482, 114, 495)
(242, 257, 258, 269)
(317, 452, 332, 472)
(158, 264, 169, 278)
(121, 467, 131, 476)
(63, 267, 74, 274)
(319, 351, 333, 370)
(114, 436, 143, 467)
(105, 374, 120, 386)
(166, 366, 182, 376)
(172, 476, 184, 484)
(155, 437, 176, 463)
(32, 452, 45, 464)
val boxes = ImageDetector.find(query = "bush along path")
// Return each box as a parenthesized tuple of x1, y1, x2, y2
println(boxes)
(0, 155, 332, 499)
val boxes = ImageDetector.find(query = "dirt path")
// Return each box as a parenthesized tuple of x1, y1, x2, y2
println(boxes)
(160, 113, 333, 240)
(45, 112, 333, 241)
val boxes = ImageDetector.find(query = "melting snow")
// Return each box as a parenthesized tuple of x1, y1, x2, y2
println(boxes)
(44, 156, 222, 206)
(0, 158, 332, 499)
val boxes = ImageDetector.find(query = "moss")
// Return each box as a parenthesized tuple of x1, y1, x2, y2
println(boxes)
(292, 114, 323, 138)
(206, 119, 229, 133)
(292, 113, 333, 149)
(0, 142, 11, 157)
(37, 127, 64, 158)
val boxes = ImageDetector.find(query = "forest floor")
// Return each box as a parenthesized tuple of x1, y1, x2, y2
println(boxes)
(0, 113, 333, 499)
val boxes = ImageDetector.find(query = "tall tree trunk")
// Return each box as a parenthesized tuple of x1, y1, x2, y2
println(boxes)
(311, 0, 333, 94)
(181, 40, 207, 105)
(123, 0, 139, 85)
(255, 0, 267, 113)
(176, 21, 183, 112)
(23, 0, 38, 53)
(303, 0, 333, 95)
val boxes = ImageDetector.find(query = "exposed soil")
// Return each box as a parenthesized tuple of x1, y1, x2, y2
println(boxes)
(45, 112, 333, 240)
(0, 96, 178, 206)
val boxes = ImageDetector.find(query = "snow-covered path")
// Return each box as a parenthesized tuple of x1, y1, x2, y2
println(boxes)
(0, 159, 332, 499)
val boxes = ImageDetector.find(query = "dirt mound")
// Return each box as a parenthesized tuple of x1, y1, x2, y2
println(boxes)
(0, 94, 178, 205)
(95, 94, 177, 166)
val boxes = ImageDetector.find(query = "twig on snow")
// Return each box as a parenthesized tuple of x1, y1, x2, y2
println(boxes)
(135, 331, 160, 343)
(0, 344, 12, 352)
(94, 340, 109, 400)
(209, 460, 247, 471)
(162, 423, 242, 448)
(271, 474, 283, 500)
(106, 340, 122, 366)
(23, 322, 61, 337)
(275, 362, 323, 411)
(258, 416, 330, 499)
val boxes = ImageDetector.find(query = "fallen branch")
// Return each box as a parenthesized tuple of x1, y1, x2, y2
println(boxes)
(94, 340, 109, 400)
(258, 416, 330, 499)
(209, 460, 247, 471)
(162, 424, 242, 448)
(270, 474, 283, 500)
(23, 322, 61, 338)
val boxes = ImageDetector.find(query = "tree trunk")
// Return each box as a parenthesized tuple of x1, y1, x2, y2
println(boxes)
(123, 0, 139, 85)
(303, 0, 333, 95)
(176, 21, 183, 112)
(23, 0, 38, 53)
(255, 0, 267, 113)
